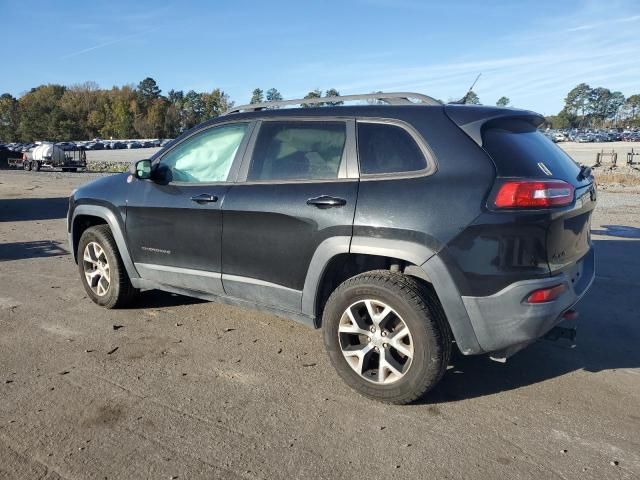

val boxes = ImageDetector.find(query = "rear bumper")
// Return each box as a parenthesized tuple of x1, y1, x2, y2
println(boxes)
(460, 247, 595, 354)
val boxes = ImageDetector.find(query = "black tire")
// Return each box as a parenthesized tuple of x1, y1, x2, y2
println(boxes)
(77, 225, 137, 309)
(32, 161, 41, 172)
(323, 270, 451, 404)
(24, 160, 32, 171)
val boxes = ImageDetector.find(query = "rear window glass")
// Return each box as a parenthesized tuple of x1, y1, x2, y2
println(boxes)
(248, 121, 346, 181)
(483, 120, 581, 179)
(357, 123, 427, 175)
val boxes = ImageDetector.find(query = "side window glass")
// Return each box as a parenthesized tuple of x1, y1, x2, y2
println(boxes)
(160, 123, 248, 183)
(357, 123, 427, 175)
(248, 121, 346, 181)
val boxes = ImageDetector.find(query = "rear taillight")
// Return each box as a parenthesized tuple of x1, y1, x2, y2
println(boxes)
(525, 283, 567, 303)
(493, 180, 575, 208)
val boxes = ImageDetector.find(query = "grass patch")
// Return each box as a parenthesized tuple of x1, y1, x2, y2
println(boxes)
(594, 171, 640, 186)
(87, 161, 129, 173)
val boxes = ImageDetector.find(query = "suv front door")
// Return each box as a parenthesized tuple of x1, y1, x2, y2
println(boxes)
(221, 119, 358, 314)
(126, 121, 253, 294)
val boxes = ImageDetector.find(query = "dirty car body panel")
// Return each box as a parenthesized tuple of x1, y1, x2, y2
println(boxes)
(68, 102, 596, 359)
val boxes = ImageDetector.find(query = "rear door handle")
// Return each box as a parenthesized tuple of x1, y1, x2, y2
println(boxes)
(306, 195, 347, 208)
(190, 193, 218, 204)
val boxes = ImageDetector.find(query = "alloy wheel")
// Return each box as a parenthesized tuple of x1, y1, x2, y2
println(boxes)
(82, 241, 111, 296)
(338, 299, 414, 384)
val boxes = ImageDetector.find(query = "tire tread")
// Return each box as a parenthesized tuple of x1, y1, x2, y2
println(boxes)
(323, 270, 452, 404)
(78, 224, 136, 309)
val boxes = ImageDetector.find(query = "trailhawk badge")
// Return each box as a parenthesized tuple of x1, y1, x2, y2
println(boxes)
(141, 246, 171, 255)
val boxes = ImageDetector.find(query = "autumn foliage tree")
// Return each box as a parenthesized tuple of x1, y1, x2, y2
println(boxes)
(4, 79, 638, 142)
(0, 78, 236, 142)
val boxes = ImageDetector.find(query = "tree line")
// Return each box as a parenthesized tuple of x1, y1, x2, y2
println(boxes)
(0, 78, 237, 142)
(546, 83, 640, 129)
(3, 77, 637, 142)
(454, 86, 640, 129)
(0, 79, 347, 142)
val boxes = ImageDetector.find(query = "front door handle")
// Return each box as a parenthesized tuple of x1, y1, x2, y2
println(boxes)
(190, 193, 218, 204)
(306, 195, 347, 208)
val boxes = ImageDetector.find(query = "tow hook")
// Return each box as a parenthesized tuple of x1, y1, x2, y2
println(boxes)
(544, 309, 578, 344)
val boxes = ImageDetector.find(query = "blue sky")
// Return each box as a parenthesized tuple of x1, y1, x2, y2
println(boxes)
(1, 0, 639, 115)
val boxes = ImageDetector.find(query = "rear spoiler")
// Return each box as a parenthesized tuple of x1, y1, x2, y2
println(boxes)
(444, 105, 544, 146)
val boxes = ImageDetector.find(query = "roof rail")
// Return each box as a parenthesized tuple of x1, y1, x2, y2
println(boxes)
(226, 92, 441, 114)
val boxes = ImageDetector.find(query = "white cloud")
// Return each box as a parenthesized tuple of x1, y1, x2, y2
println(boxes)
(281, 5, 640, 114)
(59, 27, 158, 60)
(565, 13, 640, 32)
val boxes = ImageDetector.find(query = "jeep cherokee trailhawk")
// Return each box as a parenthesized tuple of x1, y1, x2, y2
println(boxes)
(68, 92, 596, 404)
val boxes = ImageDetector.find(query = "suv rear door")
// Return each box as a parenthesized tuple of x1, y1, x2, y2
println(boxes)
(220, 118, 358, 313)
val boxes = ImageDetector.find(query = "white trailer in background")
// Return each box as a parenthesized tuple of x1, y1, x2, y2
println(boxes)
(20, 143, 86, 172)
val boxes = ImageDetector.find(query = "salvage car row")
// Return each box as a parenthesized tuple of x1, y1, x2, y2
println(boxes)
(0, 138, 173, 153)
(544, 128, 640, 143)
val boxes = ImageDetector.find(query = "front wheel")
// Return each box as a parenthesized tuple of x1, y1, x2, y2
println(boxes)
(77, 225, 137, 308)
(323, 271, 451, 404)
(24, 160, 32, 171)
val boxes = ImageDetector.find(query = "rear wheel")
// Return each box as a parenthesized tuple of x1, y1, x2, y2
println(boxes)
(77, 225, 137, 308)
(323, 270, 451, 404)
(32, 161, 41, 172)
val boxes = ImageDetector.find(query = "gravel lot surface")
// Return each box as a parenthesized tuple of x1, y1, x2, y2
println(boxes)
(561, 141, 640, 167)
(0, 170, 639, 479)
(85, 148, 161, 165)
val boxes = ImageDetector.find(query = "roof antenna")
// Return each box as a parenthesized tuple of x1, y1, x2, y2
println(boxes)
(452, 73, 481, 104)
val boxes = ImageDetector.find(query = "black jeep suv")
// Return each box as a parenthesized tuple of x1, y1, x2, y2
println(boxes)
(68, 92, 596, 404)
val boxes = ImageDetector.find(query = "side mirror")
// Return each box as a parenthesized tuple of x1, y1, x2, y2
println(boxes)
(130, 159, 152, 179)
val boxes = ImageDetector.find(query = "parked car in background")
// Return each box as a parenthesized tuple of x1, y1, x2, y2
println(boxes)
(608, 132, 622, 141)
(56, 142, 77, 151)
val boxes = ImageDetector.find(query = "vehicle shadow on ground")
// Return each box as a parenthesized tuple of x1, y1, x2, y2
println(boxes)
(0, 197, 68, 222)
(591, 224, 640, 238)
(421, 237, 640, 404)
(0, 240, 69, 261)
(127, 290, 206, 309)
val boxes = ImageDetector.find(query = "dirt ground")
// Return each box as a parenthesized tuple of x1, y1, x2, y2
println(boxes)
(560, 141, 640, 167)
(0, 170, 639, 480)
